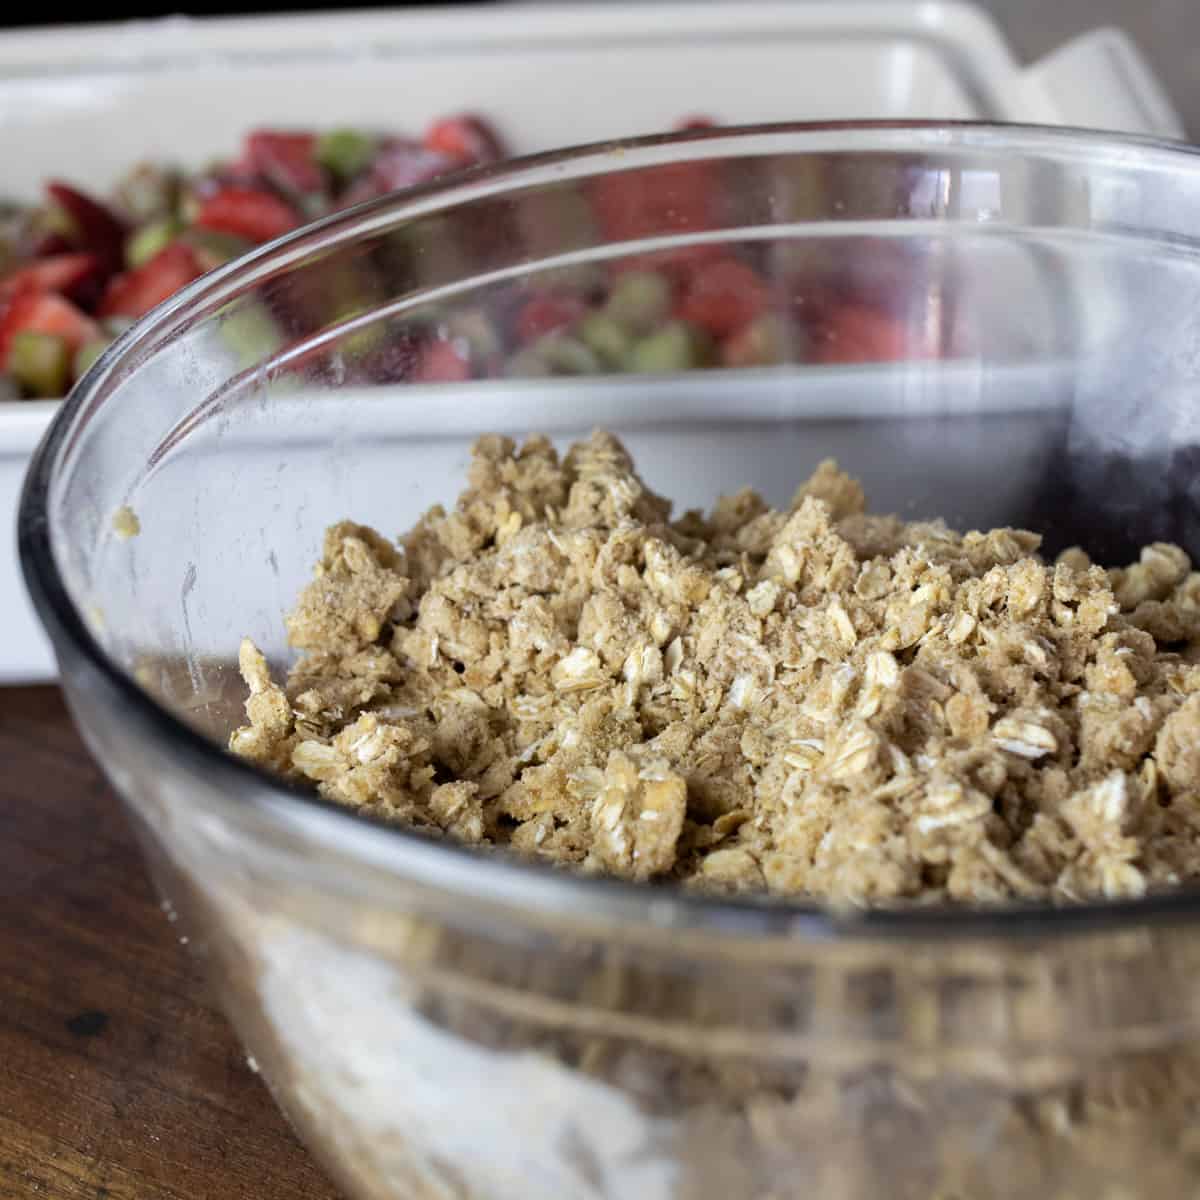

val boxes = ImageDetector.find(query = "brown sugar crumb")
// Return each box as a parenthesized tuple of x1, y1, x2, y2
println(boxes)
(231, 430, 1200, 907)
(111, 505, 141, 539)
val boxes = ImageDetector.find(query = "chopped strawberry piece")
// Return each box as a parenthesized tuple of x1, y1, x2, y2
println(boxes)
(516, 294, 586, 345)
(98, 243, 204, 319)
(0, 290, 100, 366)
(611, 243, 725, 283)
(243, 130, 324, 195)
(675, 115, 717, 130)
(677, 258, 771, 338)
(0, 253, 101, 303)
(195, 186, 301, 244)
(814, 303, 913, 364)
(591, 160, 716, 244)
(412, 339, 471, 382)
(423, 115, 508, 165)
(841, 240, 922, 312)
(422, 115, 506, 166)
(45, 182, 127, 269)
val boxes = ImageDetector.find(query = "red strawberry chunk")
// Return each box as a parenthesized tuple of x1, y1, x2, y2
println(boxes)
(592, 160, 716, 244)
(412, 339, 471, 382)
(195, 186, 301, 245)
(814, 304, 913, 364)
(0, 253, 101, 302)
(611, 243, 725, 284)
(99, 242, 204, 319)
(677, 258, 772, 338)
(516, 294, 586, 345)
(243, 130, 324, 195)
(423, 115, 508, 165)
(0, 290, 100, 366)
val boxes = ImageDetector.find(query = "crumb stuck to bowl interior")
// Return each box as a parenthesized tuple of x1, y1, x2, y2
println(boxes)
(111, 504, 141, 539)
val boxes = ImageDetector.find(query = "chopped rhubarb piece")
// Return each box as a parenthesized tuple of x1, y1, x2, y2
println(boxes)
(73, 337, 112, 379)
(371, 140, 460, 189)
(516, 293, 587, 345)
(179, 228, 254, 272)
(720, 313, 802, 367)
(339, 140, 460, 207)
(195, 186, 301, 244)
(677, 258, 772, 339)
(113, 163, 180, 224)
(0, 290, 101, 367)
(423, 115, 508, 165)
(412, 339, 471, 382)
(606, 270, 673, 335)
(28, 232, 75, 260)
(45, 182, 127, 269)
(675, 115, 717, 130)
(627, 319, 709, 373)
(125, 218, 183, 269)
(243, 130, 325, 195)
(8, 330, 71, 397)
(98, 243, 204, 319)
(316, 129, 379, 182)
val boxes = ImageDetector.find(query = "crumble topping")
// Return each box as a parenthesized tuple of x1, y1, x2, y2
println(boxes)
(231, 430, 1200, 907)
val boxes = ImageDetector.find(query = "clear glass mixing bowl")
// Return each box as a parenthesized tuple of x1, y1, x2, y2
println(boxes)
(20, 123, 1200, 1200)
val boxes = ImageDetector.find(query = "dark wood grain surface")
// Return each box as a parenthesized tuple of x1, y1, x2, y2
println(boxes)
(0, 685, 341, 1200)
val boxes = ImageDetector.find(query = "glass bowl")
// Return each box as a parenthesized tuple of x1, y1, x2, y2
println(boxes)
(20, 122, 1200, 1200)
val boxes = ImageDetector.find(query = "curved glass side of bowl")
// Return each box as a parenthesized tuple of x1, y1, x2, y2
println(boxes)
(21, 125, 1200, 1200)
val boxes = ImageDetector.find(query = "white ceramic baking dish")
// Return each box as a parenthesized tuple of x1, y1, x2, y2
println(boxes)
(0, 1, 1183, 683)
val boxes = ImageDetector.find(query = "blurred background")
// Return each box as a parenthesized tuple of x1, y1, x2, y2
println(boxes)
(1, 0, 1195, 134)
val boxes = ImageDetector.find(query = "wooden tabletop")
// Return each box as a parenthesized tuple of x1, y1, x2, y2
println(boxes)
(0, 685, 341, 1200)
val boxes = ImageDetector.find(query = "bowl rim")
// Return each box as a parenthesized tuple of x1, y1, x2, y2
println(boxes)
(21, 118, 1200, 943)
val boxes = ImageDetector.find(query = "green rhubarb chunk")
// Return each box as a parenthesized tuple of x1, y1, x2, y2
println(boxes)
(606, 269, 672, 335)
(331, 306, 386, 361)
(723, 313, 804, 368)
(505, 346, 554, 379)
(446, 308, 503, 364)
(180, 228, 255, 271)
(101, 316, 136, 339)
(536, 261, 606, 296)
(537, 333, 601, 376)
(177, 184, 202, 226)
(219, 301, 284, 369)
(39, 204, 78, 239)
(317, 129, 379, 182)
(114, 164, 181, 223)
(10, 331, 71, 398)
(126, 217, 183, 269)
(626, 320, 707, 374)
(577, 312, 631, 368)
(73, 338, 112, 380)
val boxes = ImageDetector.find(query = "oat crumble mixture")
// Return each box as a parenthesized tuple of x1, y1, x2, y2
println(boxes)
(231, 429, 1200, 906)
